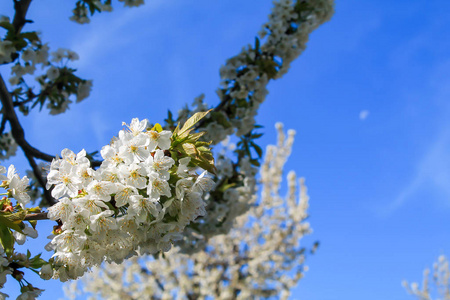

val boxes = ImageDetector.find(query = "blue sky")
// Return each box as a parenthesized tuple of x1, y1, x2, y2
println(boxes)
(1, 0, 450, 299)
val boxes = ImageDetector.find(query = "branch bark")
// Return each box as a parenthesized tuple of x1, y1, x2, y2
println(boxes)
(0, 74, 58, 205)
(12, 0, 33, 34)
(24, 212, 48, 221)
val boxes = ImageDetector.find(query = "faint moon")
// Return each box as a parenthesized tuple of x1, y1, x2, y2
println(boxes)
(359, 110, 369, 120)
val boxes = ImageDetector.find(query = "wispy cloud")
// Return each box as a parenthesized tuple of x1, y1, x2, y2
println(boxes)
(384, 127, 450, 214)
(70, 0, 165, 69)
(383, 59, 450, 215)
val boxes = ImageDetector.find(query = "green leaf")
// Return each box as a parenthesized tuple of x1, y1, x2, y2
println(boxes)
(30, 257, 47, 269)
(178, 129, 193, 139)
(169, 150, 178, 161)
(250, 141, 263, 158)
(210, 111, 232, 128)
(249, 159, 260, 167)
(195, 141, 211, 147)
(0, 214, 24, 233)
(197, 146, 210, 153)
(0, 225, 14, 257)
(27, 206, 41, 213)
(28, 220, 37, 229)
(88, 2, 101, 15)
(251, 133, 263, 139)
(14, 38, 28, 50)
(255, 36, 260, 52)
(191, 158, 216, 175)
(199, 152, 214, 164)
(178, 110, 212, 136)
(186, 132, 205, 142)
(182, 143, 197, 156)
(219, 182, 236, 193)
(165, 110, 174, 127)
(172, 123, 180, 136)
(20, 31, 39, 43)
(0, 21, 14, 32)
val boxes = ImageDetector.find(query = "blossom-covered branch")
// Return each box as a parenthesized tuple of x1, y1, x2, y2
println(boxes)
(186, 0, 334, 141)
(173, 0, 334, 253)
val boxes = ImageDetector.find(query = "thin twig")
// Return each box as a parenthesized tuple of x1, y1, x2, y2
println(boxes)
(12, 97, 34, 107)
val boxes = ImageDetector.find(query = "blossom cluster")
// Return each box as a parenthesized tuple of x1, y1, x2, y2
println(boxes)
(0, 164, 32, 209)
(45, 118, 214, 281)
(0, 132, 17, 161)
(66, 123, 311, 300)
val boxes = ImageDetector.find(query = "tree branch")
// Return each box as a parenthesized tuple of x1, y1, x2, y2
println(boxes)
(0, 75, 55, 163)
(12, 0, 33, 34)
(24, 212, 48, 221)
(0, 114, 6, 136)
(0, 74, 58, 205)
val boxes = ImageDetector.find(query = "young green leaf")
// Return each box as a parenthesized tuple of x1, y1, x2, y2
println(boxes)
(178, 109, 212, 136)
(0, 214, 24, 233)
(0, 225, 14, 257)
(182, 143, 198, 156)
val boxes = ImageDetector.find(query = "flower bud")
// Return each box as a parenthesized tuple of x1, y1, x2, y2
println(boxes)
(12, 269, 24, 281)
(39, 264, 53, 280)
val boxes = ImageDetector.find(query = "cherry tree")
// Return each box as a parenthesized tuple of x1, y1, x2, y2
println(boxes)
(0, 0, 333, 298)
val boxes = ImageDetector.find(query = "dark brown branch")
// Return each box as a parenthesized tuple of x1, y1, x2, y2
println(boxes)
(0, 115, 6, 135)
(12, 0, 33, 34)
(0, 75, 56, 164)
(0, 74, 58, 205)
(24, 212, 48, 221)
